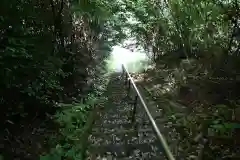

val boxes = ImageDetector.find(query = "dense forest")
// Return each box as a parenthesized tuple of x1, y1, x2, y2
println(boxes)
(1, 0, 240, 159)
(0, 0, 126, 159)
(127, 0, 240, 159)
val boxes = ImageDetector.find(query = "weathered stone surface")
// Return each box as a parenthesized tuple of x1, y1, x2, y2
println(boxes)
(86, 74, 168, 159)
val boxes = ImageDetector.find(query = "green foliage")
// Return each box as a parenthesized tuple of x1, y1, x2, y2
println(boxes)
(122, 0, 240, 158)
(1, 0, 127, 158)
(2, 0, 239, 159)
(0, 0, 126, 112)
(40, 144, 82, 160)
(40, 95, 108, 160)
(40, 65, 110, 160)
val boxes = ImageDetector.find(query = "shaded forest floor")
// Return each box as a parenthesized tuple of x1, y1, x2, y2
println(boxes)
(1, 102, 96, 160)
(1, 114, 58, 159)
(132, 66, 240, 159)
(1, 67, 240, 160)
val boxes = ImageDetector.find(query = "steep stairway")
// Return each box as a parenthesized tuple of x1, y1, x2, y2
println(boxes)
(86, 73, 168, 160)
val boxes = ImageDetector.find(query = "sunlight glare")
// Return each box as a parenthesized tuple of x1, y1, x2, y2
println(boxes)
(108, 46, 149, 73)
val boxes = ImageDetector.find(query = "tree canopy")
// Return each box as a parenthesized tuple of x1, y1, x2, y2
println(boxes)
(1, 0, 240, 159)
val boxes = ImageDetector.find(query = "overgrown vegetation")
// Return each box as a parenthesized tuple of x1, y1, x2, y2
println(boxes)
(1, 0, 125, 159)
(1, 0, 240, 159)
(124, 0, 240, 159)
(40, 93, 108, 159)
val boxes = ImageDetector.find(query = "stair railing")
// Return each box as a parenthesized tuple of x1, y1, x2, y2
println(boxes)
(121, 64, 176, 160)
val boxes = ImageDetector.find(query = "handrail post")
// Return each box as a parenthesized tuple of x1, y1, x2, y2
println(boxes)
(127, 79, 131, 95)
(131, 95, 138, 123)
(125, 72, 128, 85)
(132, 95, 138, 136)
(121, 64, 125, 79)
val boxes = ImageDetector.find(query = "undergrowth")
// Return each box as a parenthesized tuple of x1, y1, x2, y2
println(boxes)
(40, 72, 111, 160)
(39, 101, 93, 160)
(141, 66, 240, 159)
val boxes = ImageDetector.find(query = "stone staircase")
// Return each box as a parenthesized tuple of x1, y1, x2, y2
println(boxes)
(85, 73, 169, 160)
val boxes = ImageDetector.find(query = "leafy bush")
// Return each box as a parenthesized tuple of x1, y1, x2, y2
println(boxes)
(40, 68, 110, 160)
(1, 0, 126, 157)
(40, 95, 107, 160)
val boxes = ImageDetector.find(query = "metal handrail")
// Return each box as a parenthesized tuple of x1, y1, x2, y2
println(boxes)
(121, 64, 176, 160)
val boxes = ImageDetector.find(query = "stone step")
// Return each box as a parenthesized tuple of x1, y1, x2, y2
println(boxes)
(103, 107, 133, 114)
(92, 122, 137, 132)
(91, 127, 132, 135)
(91, 121, 169, 136)
(118, 156, 167, 160)
(99, 105, 148, 114)
(98, 105, 164, 119)
(96, 112, 150, 122)
(91, 128, 153, 136)
(86, 154, 166, 160)
(94, 117, 168, 129)
(88, 129, 156, 146)
(97, 113, 151, 122)
(98, 113, 130, 120)
(86, 142, 164, 159)
(91, 123, 152, 134)
(96, 104, 132, 112)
